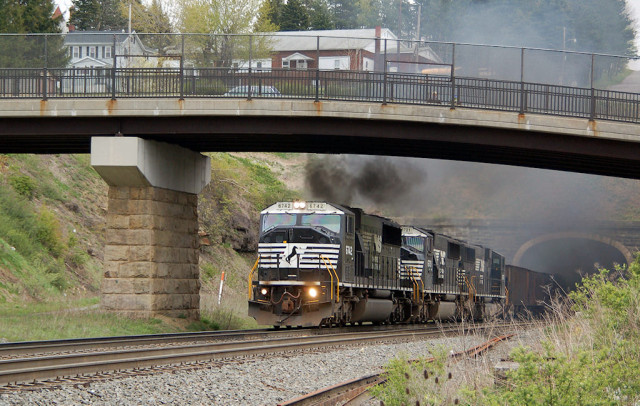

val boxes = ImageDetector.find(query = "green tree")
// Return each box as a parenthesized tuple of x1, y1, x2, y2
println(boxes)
(355, 0, 382, 29)
(70, 0, 127, 31)
(257, 0, 284, 30)
(178, 0, 265, 66)
(280, 0, 310, 31)
(309, 0, 334, 30)
(0, 0, 63, 33)
(255, 0, 280, 32)
(126, 0, 173, 52)
(330, 0, 359, 29)
(0, 0, 67, 68)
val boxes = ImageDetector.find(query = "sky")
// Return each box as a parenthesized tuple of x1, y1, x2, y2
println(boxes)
(628, 0, 640, 68)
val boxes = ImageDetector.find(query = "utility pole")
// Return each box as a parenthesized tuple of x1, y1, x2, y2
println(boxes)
(397, 0, 402, 38)
(414, 4, 421, 73)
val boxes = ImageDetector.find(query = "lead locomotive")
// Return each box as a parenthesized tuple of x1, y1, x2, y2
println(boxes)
(248, 201, 507, 327)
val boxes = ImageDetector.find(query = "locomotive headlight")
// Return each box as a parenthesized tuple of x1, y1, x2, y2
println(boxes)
(293, 201, 306, 209)
(260, 288, 268, 296)
(308, 287, 318, 298)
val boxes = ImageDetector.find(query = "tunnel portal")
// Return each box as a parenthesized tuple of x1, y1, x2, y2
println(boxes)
(515, 235, 630, 292)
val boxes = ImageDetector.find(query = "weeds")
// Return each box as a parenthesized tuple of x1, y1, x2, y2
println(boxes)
(372, 257, 640, 405)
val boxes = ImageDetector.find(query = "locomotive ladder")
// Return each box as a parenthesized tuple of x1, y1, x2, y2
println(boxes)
(320, 255, 340, 303)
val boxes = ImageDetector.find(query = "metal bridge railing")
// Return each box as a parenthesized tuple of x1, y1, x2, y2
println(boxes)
(1, 67, 638, 124)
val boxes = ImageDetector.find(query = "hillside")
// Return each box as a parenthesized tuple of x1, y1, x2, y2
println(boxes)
(0, 152, 303, 340)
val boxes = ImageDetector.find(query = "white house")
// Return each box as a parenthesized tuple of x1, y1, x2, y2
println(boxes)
(64, 30, 155, 69)
(61, 31, 156, 93)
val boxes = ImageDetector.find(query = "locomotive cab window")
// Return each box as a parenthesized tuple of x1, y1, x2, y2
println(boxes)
(464, 247, 475, 262)
(402, 236, 424, 253)
(262, 213, 296, 231)
(491, 255, 504, 278)
(382, 224, 402, 246)
(346, 216, 354, 235)
(447, 242, 461, 260)
(300, 214, 341, 234)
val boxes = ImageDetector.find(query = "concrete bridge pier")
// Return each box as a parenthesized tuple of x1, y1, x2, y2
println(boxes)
(91, 137, 211, 319)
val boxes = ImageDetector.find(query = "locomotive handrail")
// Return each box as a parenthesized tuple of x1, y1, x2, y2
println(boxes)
(247, 257, 260, 299)
(320, 255, 340, 303)
(464, 275, 477, 303)
(410, 276, 419, 301)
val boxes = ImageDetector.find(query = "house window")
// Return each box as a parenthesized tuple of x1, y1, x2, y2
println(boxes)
(282, 60, 290, 69)
(105, 46, 112, 59)
(256, 61, 262, 70)
(297, 60, 307, 70)
(334, 59, 340, 69)
(89, 47, 96, 58)
(72, 46, 79, 58)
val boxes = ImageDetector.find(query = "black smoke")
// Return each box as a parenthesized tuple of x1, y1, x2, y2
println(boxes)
(305, 155, 427, 209)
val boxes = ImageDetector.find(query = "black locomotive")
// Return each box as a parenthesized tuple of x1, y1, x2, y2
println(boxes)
(248, 201, 513, 327)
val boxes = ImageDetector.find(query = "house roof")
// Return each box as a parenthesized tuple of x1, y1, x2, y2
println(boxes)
(265, 28, 397, 53)
(64, 30, 158, 55)
(282, 52, 314, 61)
(64, 31, 134, 45)
(70, 56, 110, 67)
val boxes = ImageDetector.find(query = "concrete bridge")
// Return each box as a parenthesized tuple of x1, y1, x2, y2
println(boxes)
(3, 68, 640, 318)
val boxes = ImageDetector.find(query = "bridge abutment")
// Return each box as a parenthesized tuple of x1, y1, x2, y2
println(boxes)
(91, 137, 211, 319)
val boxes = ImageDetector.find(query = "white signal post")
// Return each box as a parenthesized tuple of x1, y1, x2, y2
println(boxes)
(218, 271, 225, 305)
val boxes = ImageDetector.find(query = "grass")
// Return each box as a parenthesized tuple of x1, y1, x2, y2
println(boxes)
(372, 258, 640, 405)
(0, 298, 185, 342)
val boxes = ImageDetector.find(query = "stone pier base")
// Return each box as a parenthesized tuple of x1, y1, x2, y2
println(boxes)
(101, 186, 201, 319)
(92, 136, 210, 319)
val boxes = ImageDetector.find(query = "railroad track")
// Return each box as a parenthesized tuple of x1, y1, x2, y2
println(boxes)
(279, 334, 516, 406)
(0, 323, 443, 359)
(0, 322, 527, 391)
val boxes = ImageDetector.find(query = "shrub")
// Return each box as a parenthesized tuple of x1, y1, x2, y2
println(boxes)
(473, 260, 640, 405)
(370, 346, 457, 406)
(8, 175, 36, 200)
(35, 209, 63, 257)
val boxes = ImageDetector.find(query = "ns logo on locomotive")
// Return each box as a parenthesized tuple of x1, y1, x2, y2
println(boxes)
(248, 201, 507, 328)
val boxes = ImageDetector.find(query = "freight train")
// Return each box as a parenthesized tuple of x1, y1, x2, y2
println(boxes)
(248, 201, 544, 327)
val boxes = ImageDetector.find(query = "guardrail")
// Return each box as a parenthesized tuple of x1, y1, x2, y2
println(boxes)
(1, 66, 638, 123)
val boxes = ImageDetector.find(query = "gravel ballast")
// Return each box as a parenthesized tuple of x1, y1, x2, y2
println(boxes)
(0, 328, 541, 405)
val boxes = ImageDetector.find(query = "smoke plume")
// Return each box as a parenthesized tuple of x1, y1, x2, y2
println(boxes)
(305, 155, 427, 209)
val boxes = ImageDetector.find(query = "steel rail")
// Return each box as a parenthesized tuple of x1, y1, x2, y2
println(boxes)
(0, 324, 445, 358)
(0, 328, 280, 357)
(279, 333, 517, 406)
(0, 323, 514, 386)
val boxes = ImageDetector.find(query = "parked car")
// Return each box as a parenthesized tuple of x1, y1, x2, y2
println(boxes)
(223, 85, 281, 97)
